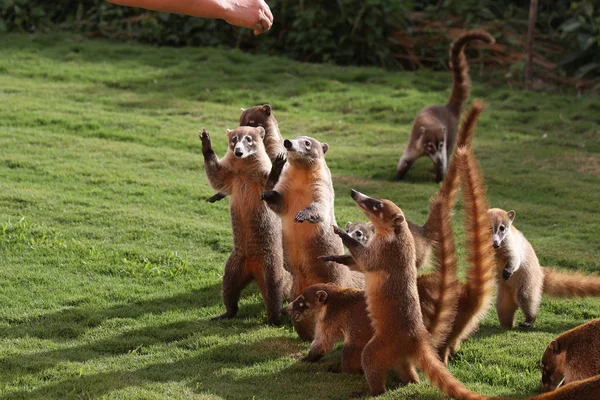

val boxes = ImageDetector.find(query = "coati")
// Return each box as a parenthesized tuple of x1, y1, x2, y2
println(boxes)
(332, 189, 486, 399)
(527, 375, 600, 400)
(489, 208, 600, 328)
(285, 191, 458, 373)
(199, 126, 287, 325)
(280, 283, 372, 374)
(395, 30, 494, 182)
(261, 136, 363, 340)
(540, 318, 600, 392)
(320, 221, 374, 269)
(206, 104, 284, 203)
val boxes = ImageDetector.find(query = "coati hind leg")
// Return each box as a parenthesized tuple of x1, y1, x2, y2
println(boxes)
(254, 256, 284, 326)
(213, 252, 252, 321)
(341, 344, 363, 374)
(393, 361, 419, 385)
(516, 283, 542, 328)
(496, 284, 518, 328)
(361, 336, 398, 396)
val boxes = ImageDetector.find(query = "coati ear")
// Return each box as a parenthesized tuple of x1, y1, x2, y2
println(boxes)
(368, 223, 375, 233)
(240, 108, 246, 112)
(316, 290, 328, 304)
(345, 221, 352, 230)
(507, 210, 516, 222)
(256, 126, 266, 139)
(321, 143, 329, 154)
(393, 213, 405, 234)
(226, 129, 232, 135)
(550, 340, 560, 354)
(261, 104, 272, 115)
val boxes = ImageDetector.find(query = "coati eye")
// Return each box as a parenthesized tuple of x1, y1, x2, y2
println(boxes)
(439, 141, 444, 150)
(305, 140, 311, 148)
(246, 136, 252, 143)
(231, 136, 237, 143)
(356, 231, 363, 238)
(499, 225, 505, 232)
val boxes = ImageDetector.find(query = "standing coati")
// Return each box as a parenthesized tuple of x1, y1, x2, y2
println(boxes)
(288, 189, 459, 374)
(395, 30, 494, 182)
(489, 208, 600, 329)
(528, 375, 600, 400)
(206, 104, 284, 203)
(540, 318, 600, 392)
(261, 136, 363, 340)
(332, 189, 486, 399)
(199, 126, 287, 325)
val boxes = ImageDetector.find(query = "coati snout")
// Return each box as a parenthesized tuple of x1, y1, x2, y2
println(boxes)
(226, 126, 266, 159)
(541, 340, 566, 391)
(349, 189, 405, 232)
(281, 287, 328, 322)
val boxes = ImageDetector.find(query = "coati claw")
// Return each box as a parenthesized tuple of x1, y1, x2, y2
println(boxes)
(199, 128, 212, 154)
(332, 225, 345, 236)
(206, 192, 226, 203)
(274, 152, 287, 165)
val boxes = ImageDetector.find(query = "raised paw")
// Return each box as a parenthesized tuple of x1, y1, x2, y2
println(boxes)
(199, 128, 212, 153)
(273, 152, 287, 166)
(206, 192, 226, 203)
(332, 225, 345, 237)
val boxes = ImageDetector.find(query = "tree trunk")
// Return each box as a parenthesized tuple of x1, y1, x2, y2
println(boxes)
(525, 0, 539, 89)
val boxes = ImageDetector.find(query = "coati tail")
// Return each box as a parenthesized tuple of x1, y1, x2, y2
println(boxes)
(418, 343, 488, 400)
(423, 99, 486, 238)
(447, 30, 494, 116)
(427, 193, 460, 346)
(450, 147, 495, 349)
(542, 267, 600, 298)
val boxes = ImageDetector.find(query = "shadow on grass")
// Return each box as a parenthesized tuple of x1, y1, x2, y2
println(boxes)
(0, 282, 223, 341)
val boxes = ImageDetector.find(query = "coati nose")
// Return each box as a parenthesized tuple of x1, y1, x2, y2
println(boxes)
(235, 151, 243, 157)
(350, 189, 358, 199)
(283, 139, 292, 149)
(493, 242, 500, 249)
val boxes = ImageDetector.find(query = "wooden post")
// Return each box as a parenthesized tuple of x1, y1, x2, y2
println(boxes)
(525, 0, 539, 89)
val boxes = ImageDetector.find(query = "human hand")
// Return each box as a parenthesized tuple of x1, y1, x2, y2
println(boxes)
(223, 0, 273, 35)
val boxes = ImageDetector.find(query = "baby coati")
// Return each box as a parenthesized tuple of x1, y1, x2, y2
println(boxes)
(395, 30, 494, 182)
(489, 208, 600, 329)
(281, 283, 372, 374)
(333, 189, 486, 399)
(261, 136, 363, 340)
(528, 375, 600, 400)
(206, 104, 284, 203)
(200, 126, 287, 325)
(540, 318, 600, 392)
(321, 221, 374, 269)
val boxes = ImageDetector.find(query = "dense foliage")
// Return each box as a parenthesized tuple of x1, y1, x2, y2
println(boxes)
(1, 0, 599, 78)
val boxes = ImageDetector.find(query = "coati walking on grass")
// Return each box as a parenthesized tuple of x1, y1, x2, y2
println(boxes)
(261, 136, 363, 340)
(199, 126, 287, 325)
(540, 318, 600, 392)
(206, 104, 284, 203)
(395, 30, 494, 182)
(489, 208, 600, 329)
(332, 189, 486, 399)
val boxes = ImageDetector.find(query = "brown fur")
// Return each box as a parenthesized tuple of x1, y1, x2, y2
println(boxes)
(527, 375, 600, 400)
(490, 209, 600, 329)
(261, 136, 363, 340)
(395, 31, 494, 182)
(206, 104, 284, 203)
(200, 126, 287, 325)
(540, 318, 600, 392)
(281, 284, 372, 373)
(334, 190, 486, 399)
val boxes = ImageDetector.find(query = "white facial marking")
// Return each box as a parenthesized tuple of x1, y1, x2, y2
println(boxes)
(379, 212, 384, 219)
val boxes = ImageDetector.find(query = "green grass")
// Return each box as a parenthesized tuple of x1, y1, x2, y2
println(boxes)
(0, 33, 599, 399)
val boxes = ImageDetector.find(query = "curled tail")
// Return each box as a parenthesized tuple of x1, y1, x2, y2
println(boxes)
(426, 192, 460, 346)
(543, 267, 600, 297)
(442, 147, 495, 362)
(423, 99, 486, 238)
(447, 30, 495, 116)
(418, 343, 488, 400)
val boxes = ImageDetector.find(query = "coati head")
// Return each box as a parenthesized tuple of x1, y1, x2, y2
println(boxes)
(349, 189, 406, 235)
(280, 284, 333, 322)
(541, 340, 567, 392)
(345, 221, 374, 245)
(487, 208, 516, 249)
(226, 126, 267, 159)
(414, 122, 448, 182)
(239, 104, 273, 128)
(283, 136, 328, 167)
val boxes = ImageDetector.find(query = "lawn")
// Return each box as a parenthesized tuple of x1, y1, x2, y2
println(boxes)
(0, 33, 599, 400)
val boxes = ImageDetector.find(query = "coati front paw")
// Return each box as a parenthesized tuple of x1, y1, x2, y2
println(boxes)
(332, 225, 346, 237)
(294, 210, 320, 223)
(260, 190, 277, 203)
(206, 192, 226, 203)
(211, 312, 235, 321)
(519, 321, 533, 328)
(502, 267, 513, 281)
(273, 152, 287, 166)
(199, 128, 213, 154)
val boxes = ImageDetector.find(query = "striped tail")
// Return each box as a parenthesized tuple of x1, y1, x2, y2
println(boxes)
(447, 30, 495, 116)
